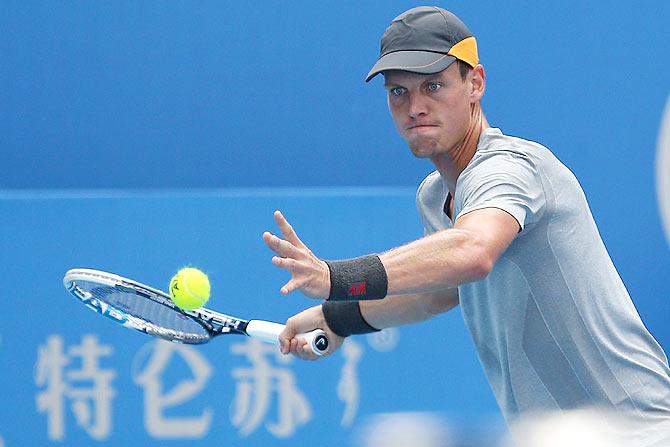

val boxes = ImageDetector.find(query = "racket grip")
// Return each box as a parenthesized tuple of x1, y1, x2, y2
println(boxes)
(246, 320, 329, 356)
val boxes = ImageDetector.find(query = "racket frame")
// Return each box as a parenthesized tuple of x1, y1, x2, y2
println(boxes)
(63, 268, 328, 354)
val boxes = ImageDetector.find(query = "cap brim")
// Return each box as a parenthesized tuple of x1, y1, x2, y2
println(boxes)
(365, 51, 456, 82)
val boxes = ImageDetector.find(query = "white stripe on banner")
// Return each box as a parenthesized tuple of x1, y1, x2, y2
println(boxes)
(658, 94, 670, 247)
(0, 187, 415, 201)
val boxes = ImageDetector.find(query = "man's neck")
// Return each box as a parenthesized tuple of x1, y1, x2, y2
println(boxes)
(432, 103, 489, 195)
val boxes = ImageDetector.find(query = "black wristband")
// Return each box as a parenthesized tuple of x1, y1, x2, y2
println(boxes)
(322, 301, 380, 337)
(325, 254, 388, 301)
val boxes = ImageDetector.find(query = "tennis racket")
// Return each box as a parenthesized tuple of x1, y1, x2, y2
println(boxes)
(63, 268, 329, 355)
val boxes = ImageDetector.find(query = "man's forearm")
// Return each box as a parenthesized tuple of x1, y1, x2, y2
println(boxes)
(379, 228, 492, 296)
(359, 288, 459, 330)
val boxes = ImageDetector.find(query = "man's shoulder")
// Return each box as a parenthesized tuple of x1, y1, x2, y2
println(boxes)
(458, 129, 560, 185)
(477, 128, 553, 162)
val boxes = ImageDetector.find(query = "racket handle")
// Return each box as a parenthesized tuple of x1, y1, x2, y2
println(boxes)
(246, 320, 329, 356)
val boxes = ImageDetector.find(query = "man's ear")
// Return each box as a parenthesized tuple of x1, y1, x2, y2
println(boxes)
(469, 64, 486, 103)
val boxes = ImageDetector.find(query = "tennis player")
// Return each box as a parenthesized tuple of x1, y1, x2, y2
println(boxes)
(263, 6, 670, 445)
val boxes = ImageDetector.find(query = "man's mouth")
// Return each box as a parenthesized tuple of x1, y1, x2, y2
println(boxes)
(407, 124, 438, 130)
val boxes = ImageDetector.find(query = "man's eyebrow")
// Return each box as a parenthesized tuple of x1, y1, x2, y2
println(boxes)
(423, 75, 445, 83)
(384, 80, 403, 89)
(384, 75, 444, 89)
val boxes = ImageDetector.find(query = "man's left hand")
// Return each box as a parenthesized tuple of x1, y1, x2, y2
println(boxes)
(263, 210, 330, 299)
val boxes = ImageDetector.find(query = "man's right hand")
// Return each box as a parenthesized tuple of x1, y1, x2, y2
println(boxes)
(279, 304, 345, 360)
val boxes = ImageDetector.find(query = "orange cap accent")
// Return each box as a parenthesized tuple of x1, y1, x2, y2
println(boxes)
(448, 36, 479, 67)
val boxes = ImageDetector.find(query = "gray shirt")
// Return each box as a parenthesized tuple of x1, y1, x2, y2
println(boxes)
(416, 128, 670, 444)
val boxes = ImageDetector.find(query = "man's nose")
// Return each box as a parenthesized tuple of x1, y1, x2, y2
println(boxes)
(408, 93, 428, 119)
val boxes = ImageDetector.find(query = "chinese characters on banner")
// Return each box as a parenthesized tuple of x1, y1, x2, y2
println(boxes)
(230, 338, 312, 437)
(132, 341, 213, 438)
(34, 330, 398, 441)
(35, 335, 116, 440)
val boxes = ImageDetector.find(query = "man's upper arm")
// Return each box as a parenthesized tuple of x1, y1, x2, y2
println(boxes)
(456, 150, 546, 232)
(454, 207, 520, 265)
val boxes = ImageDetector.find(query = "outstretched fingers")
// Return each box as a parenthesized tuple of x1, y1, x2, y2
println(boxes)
(274, 210, 308, 250)
(262, 231, 303, 259)
(264, 211, 330, 299)
(279, 278, 302, 295)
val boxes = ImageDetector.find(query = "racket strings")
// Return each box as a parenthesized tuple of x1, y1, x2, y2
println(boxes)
(83, 282, 210, 342)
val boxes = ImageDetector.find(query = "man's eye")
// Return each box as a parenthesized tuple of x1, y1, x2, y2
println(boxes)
(391, 87, 406, 96)
(427, 83, 441, 92)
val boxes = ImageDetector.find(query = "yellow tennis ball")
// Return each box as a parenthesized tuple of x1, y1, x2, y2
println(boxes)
(169, 267, 211, 310)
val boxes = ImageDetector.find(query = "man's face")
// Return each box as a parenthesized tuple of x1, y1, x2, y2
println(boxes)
(384, 63, 472, 159)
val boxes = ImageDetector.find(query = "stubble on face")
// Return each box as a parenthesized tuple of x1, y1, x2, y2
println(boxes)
(385, 64, 472, 161)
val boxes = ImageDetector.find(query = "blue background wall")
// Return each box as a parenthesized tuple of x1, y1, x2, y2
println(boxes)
(2, 191, 507, 446)
(1, 1, 669, 446)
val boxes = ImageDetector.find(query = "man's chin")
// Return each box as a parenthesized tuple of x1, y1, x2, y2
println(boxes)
(409, 144, 436, 159)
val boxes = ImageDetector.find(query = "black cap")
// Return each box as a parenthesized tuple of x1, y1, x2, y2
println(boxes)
(366, 6, 478, 82)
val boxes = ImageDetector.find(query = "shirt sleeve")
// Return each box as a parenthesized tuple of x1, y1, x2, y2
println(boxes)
(416, 174, 435, 235)
(455, 151, 546, 231)
(416, 171, 452, 235)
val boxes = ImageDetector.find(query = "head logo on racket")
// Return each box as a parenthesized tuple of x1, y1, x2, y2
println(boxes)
(315, 334, 329, 351)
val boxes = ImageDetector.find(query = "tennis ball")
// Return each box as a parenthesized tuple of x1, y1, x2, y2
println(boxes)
(169, 267, 211, 310)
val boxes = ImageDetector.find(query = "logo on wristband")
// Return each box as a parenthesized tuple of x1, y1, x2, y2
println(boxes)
(347, 281, 367, 297)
